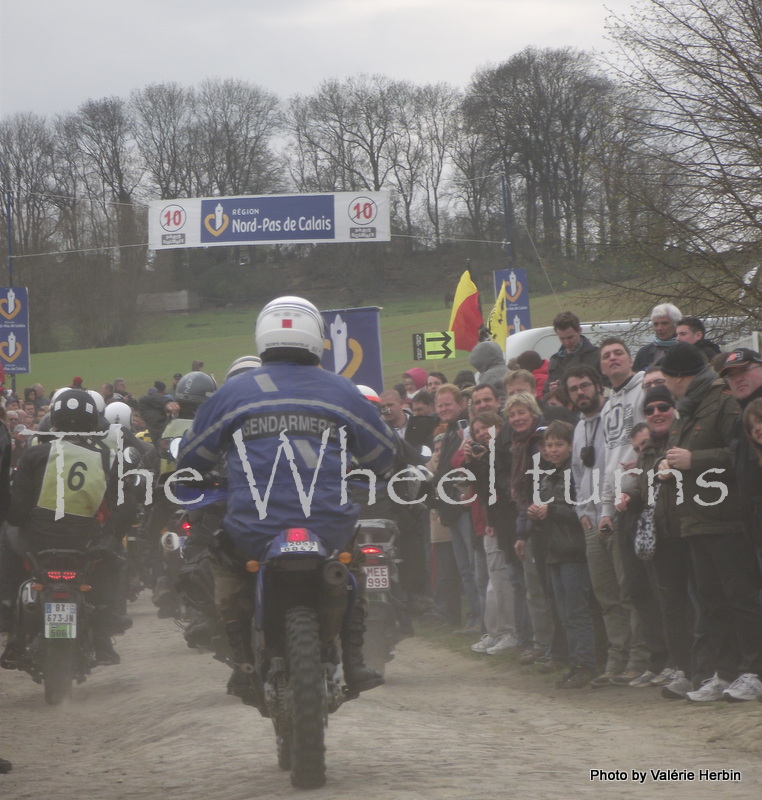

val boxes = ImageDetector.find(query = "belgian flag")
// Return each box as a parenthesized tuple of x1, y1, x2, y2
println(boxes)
(448, 270, 483, 351)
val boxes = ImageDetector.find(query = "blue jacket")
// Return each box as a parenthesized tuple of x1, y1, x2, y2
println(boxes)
(176, 362, 397, 558)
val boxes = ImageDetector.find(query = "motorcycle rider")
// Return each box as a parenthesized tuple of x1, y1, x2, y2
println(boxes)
(144, 371, 217, 617)
(176, 297, 397, 696)
(0, 389, 135, 666)
(178, 356, 262, 651)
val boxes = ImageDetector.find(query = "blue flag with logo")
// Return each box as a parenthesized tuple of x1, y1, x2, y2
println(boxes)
(0, 286, 31, 374)
(493, 268, 531, 335)
(320, 307, 384, 393)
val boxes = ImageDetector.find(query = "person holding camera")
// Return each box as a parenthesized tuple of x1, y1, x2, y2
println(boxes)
(463, 410, 518, 655)
(432, 384, 481, 634)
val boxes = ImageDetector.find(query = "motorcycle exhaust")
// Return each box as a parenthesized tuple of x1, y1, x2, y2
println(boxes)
(161, 531, 181, 552)
(20, 581, 38, 612)
(322, 560, 348, 587)
(319, 560, 350, 636)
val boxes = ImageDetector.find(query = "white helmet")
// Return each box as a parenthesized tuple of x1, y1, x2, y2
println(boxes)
(86, 389, 106, 414)
(254, 296, 324, 362)
(104, 401, 133, 426)
(356, 384, 381, 405)
(50, 387, 69, 405)
(226, 355, 262, 381)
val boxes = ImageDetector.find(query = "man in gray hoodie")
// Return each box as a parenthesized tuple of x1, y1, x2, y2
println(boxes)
(596, 336, 649, 685)
(469, 341, 508, 395)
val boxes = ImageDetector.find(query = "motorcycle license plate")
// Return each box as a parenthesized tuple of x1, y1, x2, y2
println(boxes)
(280, 542, 319, 553)
(44, 602, 77, 639)
(364, 565, 390, 590)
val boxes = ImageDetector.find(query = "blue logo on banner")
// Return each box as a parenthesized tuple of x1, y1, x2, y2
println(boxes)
(493, 268, 531, 334)
(320, 307, 384, 393)
(0, 286, 31, 374)
(200, 195, 335, 243)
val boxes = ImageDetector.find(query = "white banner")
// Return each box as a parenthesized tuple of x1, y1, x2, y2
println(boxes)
(148, 191, 390, 250)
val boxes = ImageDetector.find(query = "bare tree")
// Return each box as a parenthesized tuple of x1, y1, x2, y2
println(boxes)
(417, 83, 462, 246)
(286, 75, 402, 193)
(57, 97, 146, 346)
(131, 82, 196, 199)
(464, 48, 620, 260)
(193, 78, 283, 196)
(606, 0, 762, 320)
(0, 113, 60, 350)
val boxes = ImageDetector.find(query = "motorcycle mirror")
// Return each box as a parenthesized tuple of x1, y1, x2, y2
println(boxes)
(168, 437, 182, 460)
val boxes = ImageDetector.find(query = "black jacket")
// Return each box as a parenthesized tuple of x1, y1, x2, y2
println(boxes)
(545, 335, 602, 396)
(534, 458, 587, 564)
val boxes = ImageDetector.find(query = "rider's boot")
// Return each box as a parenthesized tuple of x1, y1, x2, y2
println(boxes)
(341, 602, 384, 693)
(223, 620, 264, 709)
(92, 631, 121, 666)
(0, 633, 21, 670)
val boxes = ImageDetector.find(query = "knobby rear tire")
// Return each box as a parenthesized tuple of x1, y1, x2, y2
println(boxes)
(285, 606, 326, 789)
(362, 618, 390, 677)
(44, 638, 75, 705)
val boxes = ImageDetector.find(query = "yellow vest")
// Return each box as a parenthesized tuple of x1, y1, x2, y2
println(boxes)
(159, 418, 194, 476)
(38, 441, 109, 518)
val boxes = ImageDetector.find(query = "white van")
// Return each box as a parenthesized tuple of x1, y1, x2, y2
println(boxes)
(503, 318, 760, 364)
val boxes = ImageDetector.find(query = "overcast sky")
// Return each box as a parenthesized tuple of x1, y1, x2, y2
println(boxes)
(0, 0, 637, 119)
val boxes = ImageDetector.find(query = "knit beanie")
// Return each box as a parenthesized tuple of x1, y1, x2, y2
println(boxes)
(643, 384, 675, 410)
(660, 342, 705, 377)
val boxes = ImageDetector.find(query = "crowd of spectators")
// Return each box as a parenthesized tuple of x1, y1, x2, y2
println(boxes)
(388, 304, 762, 703)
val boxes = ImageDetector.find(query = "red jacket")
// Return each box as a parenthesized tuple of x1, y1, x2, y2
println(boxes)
(533, 360, 549, 397)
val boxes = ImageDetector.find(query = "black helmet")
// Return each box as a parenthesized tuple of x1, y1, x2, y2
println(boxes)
(174, 371, 217, 414)
(51, 389, 99, 432)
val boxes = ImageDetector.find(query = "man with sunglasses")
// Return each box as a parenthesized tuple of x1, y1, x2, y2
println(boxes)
(659, 342, 762, 702)
(719, 349, 762, 596)
(616, 386, 698, 699)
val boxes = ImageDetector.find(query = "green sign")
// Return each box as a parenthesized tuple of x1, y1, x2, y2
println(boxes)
(412, 331, 454, 360)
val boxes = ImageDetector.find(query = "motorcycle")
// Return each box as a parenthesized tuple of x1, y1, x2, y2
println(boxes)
(172, 479, 359, 790)
(10, 548, 110, 705)
(355, 518, 409, 677)
(171, 503, 227, 653)
(212, 521, 360, 789)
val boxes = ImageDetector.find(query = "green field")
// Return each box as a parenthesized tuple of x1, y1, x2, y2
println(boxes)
(14, 286, 634, 398)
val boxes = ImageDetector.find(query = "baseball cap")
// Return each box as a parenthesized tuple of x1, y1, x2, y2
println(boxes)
(718, 348, 762, 376)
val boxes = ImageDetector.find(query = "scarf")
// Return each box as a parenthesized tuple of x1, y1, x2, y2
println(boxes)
(676, 365, 717, 418)
(510, 416, 542, 508)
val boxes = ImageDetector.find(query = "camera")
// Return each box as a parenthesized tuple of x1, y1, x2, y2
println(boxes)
(581, 445, 596, 468)
(470, 442, 485, 455)
(456, 419, 469, 431)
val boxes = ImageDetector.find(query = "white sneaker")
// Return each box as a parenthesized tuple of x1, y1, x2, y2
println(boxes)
(486, 633, 518, 655)
(686, 673, 730, 702)
(650, 667, 677, 687)
(629, 670, 657, 687)
(661, 671, 692, 700)
(470, 634, 495, 654)
(723, 673, 762, 702)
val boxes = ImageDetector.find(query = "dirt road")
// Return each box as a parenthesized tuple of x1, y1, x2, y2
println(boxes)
(2, 596, 761, 799)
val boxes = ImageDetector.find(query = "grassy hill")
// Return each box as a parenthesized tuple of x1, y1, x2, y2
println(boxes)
(13, 285, 636, 398)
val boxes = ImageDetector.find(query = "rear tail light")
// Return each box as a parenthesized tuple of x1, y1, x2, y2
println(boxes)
(46, 571, 78, 581)
(361, 544, 384, 564)
(286, 528, 310, 543)
(181, 520, 192, 532)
